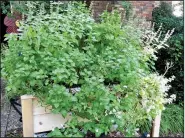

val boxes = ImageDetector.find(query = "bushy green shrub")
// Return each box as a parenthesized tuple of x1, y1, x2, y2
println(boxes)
(2, 2, 175, 137)
(140, 104, 184, 135)
(152, 2, 184, 104)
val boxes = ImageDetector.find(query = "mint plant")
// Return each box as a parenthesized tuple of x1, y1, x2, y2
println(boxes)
(1, 2, 175, 137)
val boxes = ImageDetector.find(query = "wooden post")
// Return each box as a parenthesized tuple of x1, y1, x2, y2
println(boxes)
(21, 95, 34, 137)
(151, 111, 162, 137)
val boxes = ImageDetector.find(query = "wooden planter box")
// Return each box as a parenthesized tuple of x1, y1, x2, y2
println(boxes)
(21, 95, 161, 137)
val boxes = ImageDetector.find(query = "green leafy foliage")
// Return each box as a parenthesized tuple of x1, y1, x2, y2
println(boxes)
(140, 104, 184, 135)
(1, 2, 10, 15)
(152, 2, 184, 104)
(160, 104, 184, 135)
(1, 2, 175, 137)
(0, 1, 51, 17)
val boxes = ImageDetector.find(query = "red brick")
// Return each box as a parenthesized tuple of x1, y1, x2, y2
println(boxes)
(92, 1, 172, 21)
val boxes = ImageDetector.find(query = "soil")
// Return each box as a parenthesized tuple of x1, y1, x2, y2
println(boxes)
(161, 133, 184, 137)
(4, 128, 184, 137)
(5, 129, 125, 137)
(84, 131, 124, 137)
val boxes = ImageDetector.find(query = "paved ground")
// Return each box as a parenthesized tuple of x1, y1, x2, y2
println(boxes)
(1, 78, 22, 137)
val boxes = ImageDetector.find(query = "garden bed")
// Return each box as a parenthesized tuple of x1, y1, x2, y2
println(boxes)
(21, 95, 161, 137)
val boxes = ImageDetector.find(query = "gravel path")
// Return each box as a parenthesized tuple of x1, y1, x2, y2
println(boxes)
(1, 78, 22, 137)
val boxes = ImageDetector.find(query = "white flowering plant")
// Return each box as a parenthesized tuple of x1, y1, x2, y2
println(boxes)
(139, 73, 176, 120)
(2, 2, 176, 137)
(142, 24, 174, 61)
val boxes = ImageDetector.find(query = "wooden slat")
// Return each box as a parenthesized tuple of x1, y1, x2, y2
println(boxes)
(34, 113, 72, 133)
(32, 97, 88, 133)
(21, 95, 34, 137)
(33, 98, 52, 115)
(21, 95, 34, 100)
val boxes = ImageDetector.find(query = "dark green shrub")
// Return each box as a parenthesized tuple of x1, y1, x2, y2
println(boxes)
(152, 2, 184, 104)
(160, 104, 184, 135)
(140, 104, 184, 135)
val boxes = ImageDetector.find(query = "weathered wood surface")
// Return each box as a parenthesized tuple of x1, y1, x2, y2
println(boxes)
(21, 95, 34, 137)
(151, 111, 161, 137)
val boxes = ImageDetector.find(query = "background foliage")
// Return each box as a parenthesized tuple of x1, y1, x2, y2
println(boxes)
(140, 104, 184, 135)
(139, 2, 184, 135)
(152, 2, 184, 104)
(120, 1, 133, 20)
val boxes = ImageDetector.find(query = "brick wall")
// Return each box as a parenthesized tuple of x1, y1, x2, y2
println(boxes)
(91, 1, 172, 21)
(91, 1, 114, 20)
(130, 1, 155, 20)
